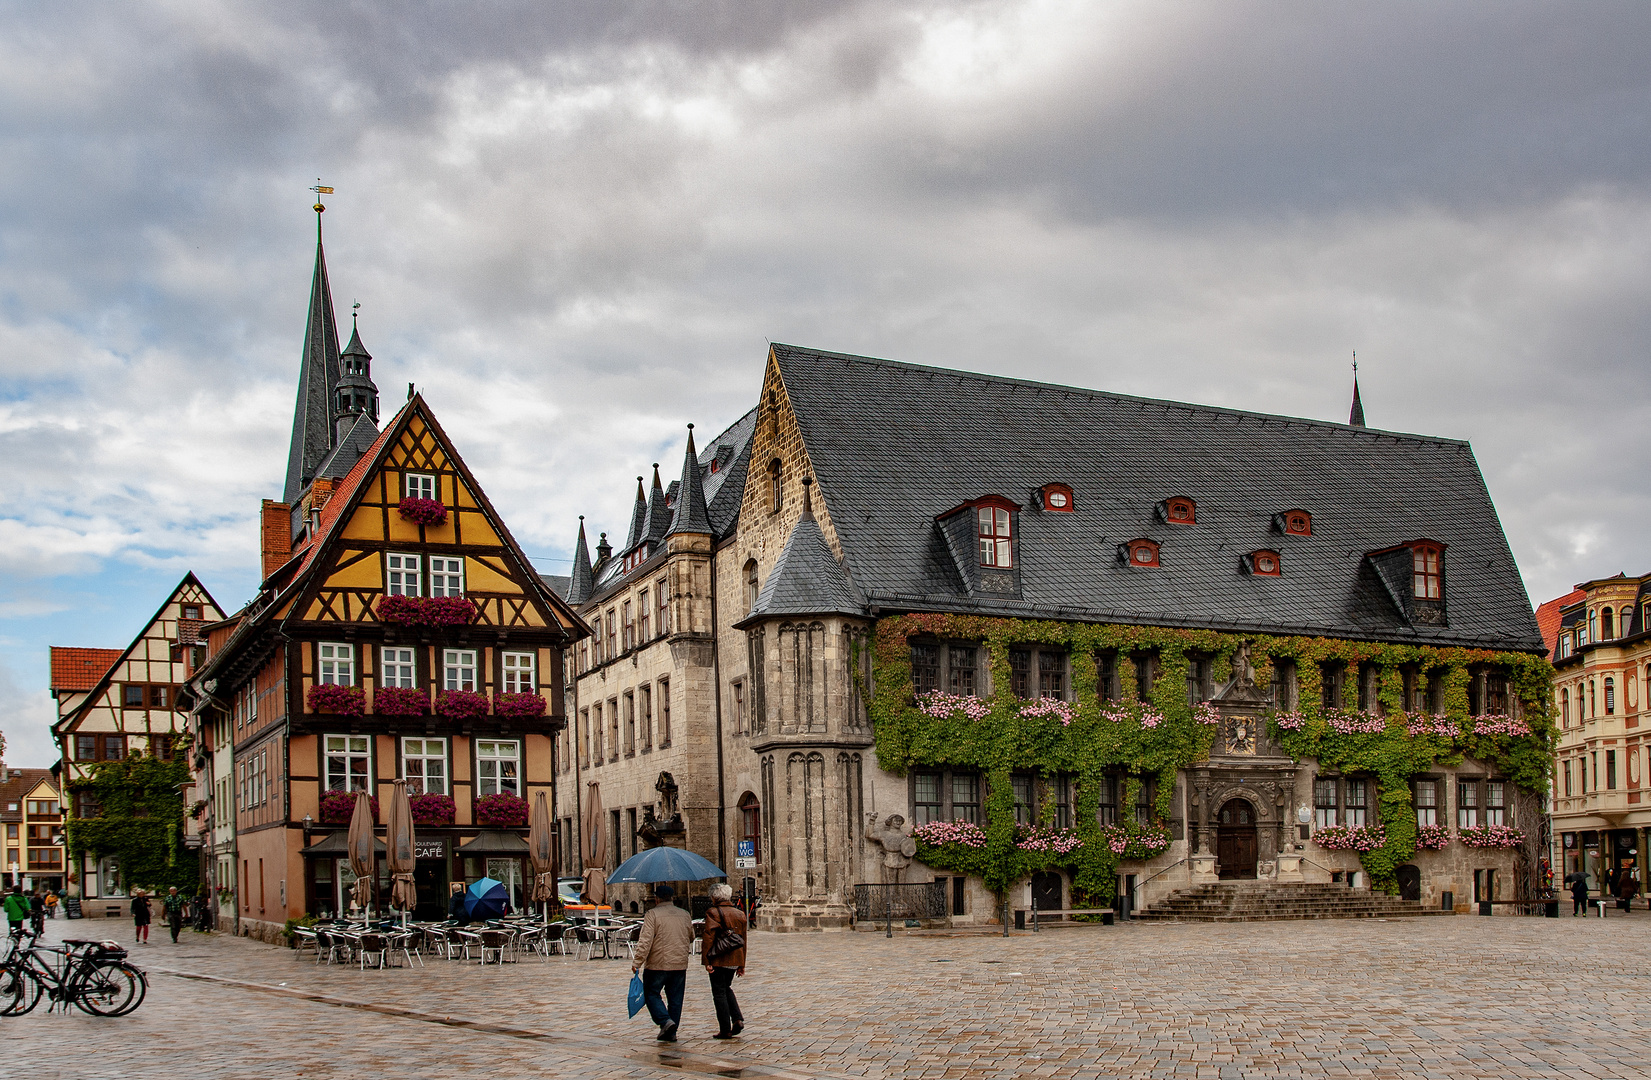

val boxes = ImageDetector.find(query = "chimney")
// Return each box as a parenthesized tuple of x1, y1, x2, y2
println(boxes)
(310, 477, 337, 511)
(261, 499, 292, 580)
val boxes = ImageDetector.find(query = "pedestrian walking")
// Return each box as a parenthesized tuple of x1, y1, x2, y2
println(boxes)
(132, 889, 152, 944)
(44, 890, 58, 919)
(3, 884, 29, 939)
(1570, 872, 1591, 916)
(1616, 870, 1639, 912)
(28, 889, 45, 936)
(631, 884, 693, 1042)
(701, 882, 748, 1040)
(164, 886, 187, 943)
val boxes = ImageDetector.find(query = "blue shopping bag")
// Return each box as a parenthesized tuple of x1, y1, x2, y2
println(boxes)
(627, 973, 646, 1018)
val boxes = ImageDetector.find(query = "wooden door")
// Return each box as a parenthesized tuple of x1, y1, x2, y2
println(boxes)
(1216, 799, 1258, 879)
(1396, 864, 1421, 901)
(1031, 871, 1063, 914)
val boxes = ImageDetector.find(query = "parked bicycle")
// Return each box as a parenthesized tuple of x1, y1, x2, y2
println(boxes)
(1, 928, 147, 1017)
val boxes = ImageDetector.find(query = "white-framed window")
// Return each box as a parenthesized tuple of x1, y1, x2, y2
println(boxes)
(386, 552, 422, 596)
(444, 649, 478, 692)
(381, 647, 417, 688)
(502, 651, 535, 694)
(429, 556, 464, 597)
(324, 735, 372, 792)
(476, 739, 520, 797)
(401, 737, 447, 795)
(318, 642, 355, 686)
(405, 472, 436, 500)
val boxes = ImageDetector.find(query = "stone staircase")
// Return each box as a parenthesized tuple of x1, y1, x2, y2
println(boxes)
(1133, 882, 1454, 922)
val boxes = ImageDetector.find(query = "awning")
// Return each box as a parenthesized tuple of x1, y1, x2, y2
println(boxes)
(301, 831, 386, 856)
(456, 830, 531, 858)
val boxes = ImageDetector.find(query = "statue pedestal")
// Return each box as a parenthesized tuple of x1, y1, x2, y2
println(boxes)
(1276, 854, 1304, 882)
(1190, 853, 1218, 884)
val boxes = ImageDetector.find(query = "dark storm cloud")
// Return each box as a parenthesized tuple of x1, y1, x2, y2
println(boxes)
(0, 1, 1648, 766)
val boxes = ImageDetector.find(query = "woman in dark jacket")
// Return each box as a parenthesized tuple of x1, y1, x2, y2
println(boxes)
(1570, 873, 1592, 917)
(701, 883, 748, 1039)
(131, 890, 152, 944)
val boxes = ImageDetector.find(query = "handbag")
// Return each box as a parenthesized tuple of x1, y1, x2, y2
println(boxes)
(627, 973, 646, 1018)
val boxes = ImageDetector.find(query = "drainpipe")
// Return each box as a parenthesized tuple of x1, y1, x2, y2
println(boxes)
(710, 548, 728, 872)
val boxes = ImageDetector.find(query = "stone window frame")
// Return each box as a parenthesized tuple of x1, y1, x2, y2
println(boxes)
(909, 638, 985, 698)
(1313, 774, 1372, 828)
(1007, 645, 1068, 701)
(623, 691, 636, 757)
(1412, 776, 1442, 827)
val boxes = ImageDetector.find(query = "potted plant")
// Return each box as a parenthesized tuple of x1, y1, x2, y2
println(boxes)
(377, 594, 473, 627)
(320, 789, 379, 824)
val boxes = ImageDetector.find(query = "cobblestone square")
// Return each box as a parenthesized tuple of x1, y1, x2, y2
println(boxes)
(10, 911, 1651, 1080)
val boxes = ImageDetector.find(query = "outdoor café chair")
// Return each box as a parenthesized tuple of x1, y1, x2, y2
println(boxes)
(389, 930, 424, 968)
(291, 927, 319, 961)
(606, 923, 641, 962)
(477, 929, 511, 966)
(356, 932, 389, 971)
(424, 926, 460, 960)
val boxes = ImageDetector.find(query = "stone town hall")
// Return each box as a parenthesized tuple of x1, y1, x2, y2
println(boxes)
(562, 344, 1551, 929)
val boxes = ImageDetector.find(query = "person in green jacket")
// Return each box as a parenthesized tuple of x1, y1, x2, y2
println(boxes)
(3, 884, 30, 939)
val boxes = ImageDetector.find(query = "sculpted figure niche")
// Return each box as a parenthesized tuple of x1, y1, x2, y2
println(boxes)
(865, 813, 916, 882)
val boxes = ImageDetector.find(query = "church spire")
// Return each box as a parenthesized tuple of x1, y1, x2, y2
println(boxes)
(667, 424, 711, 537)
(1348, 352, 1366, 427)
(283, 198, 344, 504)
(567, 517, 594, 605)
(623, 476, 648, 552)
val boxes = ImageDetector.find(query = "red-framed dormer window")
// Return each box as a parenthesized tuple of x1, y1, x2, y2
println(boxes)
(1040, 483, 1075, 513)
(977, 503, 1013, 568)
(1411, 541, 1443, 599)
(1247, 550, 1282, 576)
(1280, 509, 1312, 536)
(1120, 538, 1160, 568)
(1161, 497, 1195, 525)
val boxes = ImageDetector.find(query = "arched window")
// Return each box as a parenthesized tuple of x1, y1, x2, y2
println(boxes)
(1605, 677, 1616, 715)
(738, 792, 762, 865)
(1603, 607, 1615, 640)
(744, 559, 760, 612)
(1589, 680, 1596, 717)
(1561, 687, 1569, 728)
(1589, 609, 1598, 643)
(767, 460, 782, 512)
(1119, 538, 1161, 568)
(1160, 497, 1196, 525)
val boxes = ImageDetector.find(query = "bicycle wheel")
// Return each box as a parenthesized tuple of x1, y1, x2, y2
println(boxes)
(75, 961, 145, 1017)
(0, 962, 43, 1016)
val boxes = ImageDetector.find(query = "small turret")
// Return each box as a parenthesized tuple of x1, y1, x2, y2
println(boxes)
(334, 318, 380, 444)
(595, 531, 612, 566)
(567, 517, 594, 605)
(666, 423, 711, 537)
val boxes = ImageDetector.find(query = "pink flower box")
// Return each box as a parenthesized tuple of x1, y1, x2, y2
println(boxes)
(397, 497, 448, 526)
(307, 683, 365, 717)
(436, 689, 490, 720)
(409, 793, 456, 826)
(374, 685, 430, 717)
(495, 692, 546, 719)
(320, 789, 378, 824)
(377, 594, 473, 627)
(474, 793, 530, 828)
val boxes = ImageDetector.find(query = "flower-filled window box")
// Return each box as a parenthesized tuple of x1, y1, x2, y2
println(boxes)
(374, 685, 430, 717)
(377, 594, 473, 627)
(397, 497, 448, 527)
(320, 789, 379, 824)
(1097, 822, 1172, 858)
(1458, 824, 1525, 849)
(1414, 824, 1452, 850)
(409, 793, 456, 826)
(1312, 823, 1387, 851)
(474, 793, 530, 828)
(307, 683, 366, 717)
(495, 692, 546, 719)
(436, 689, 490, 720)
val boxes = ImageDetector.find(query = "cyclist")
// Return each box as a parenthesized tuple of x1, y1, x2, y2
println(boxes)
(3, 885, 28, 938)
(28, 890, 45, 936)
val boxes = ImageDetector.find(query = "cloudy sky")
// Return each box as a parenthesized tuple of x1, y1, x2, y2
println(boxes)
(3, 2, 1648, 767)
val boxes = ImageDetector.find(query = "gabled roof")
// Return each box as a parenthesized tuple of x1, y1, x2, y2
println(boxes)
(52, 573, 224, 737)
(770, 343, 1544, 651)
(0, 770, 57, 821)
(1535, 589, 1584, 660)
(735, 498, 863, 628)
(49, 648, 124, 694)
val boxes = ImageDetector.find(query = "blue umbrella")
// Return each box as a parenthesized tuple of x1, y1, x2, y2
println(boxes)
(608, 846, 725, 884)
(463, 876, 510, 920)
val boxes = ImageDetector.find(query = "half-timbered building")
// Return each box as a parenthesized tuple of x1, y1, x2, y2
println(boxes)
(186, 224, 586, 941)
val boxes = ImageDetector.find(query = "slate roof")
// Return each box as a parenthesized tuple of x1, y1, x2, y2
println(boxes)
(49, 648, 123, 694)
(771, 343, 1544, 652)
(736, 502, 863, 627)
(313, 411, 381, 482)
(539, 573, 573, 601)
(565, 520, 594, 605)
(667, 426, 712, 536)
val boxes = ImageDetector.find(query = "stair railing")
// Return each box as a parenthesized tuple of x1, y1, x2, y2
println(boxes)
(1123, 857, 1189, 915)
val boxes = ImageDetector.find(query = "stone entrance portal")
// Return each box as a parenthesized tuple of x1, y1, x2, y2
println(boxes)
(1217, 799, 1259, 879)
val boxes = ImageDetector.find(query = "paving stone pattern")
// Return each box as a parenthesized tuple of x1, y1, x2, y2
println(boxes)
(10, 912, 1651, 1079)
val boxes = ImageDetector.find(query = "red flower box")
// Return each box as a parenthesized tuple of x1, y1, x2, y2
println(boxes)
(307, 683, 365, 717)
(494, 692, 546, 719)
(377, 594, 473, 628)
(474, 793, 530, 828)
(397, 497, 448, 526)
(374, 685, 429, 716)
(409, 793, 456, 826)
(436, 689, 490, 720)
(320, 789, 378, 824)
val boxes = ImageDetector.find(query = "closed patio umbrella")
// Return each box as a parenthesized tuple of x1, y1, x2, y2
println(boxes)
(346, 789, 376, 913)
(529, 790, 556, 918)
(385, 779, 417, 923)
(582, 782, 607, 907)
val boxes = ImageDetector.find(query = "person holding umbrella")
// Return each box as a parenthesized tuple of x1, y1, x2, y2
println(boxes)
(1569, 871, 1591, 916)
(631, 884, 694, 1042)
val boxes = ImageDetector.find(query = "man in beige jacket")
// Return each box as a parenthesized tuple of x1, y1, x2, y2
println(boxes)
(632, 884, 694, 1041)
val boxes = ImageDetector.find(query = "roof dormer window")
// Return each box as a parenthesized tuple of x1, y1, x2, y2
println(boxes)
(1157, 497, 1195, 525)
(978, 504, 1013, 568)
(1119, 538, 1160, 568)
(1244, 550, 1282, 576)
(1411, 541, 1443, 599)
(1039, 483, 1074, 512)
(1275, 509, 1312, 536)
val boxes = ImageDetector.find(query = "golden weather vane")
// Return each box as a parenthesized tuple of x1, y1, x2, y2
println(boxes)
(310, 179, 334, 214)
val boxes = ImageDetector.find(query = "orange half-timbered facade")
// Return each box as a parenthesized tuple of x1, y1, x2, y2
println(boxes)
(188, 395, 585, 941)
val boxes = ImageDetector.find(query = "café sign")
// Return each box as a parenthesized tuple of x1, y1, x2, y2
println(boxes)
(415, 839, 446, 860)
